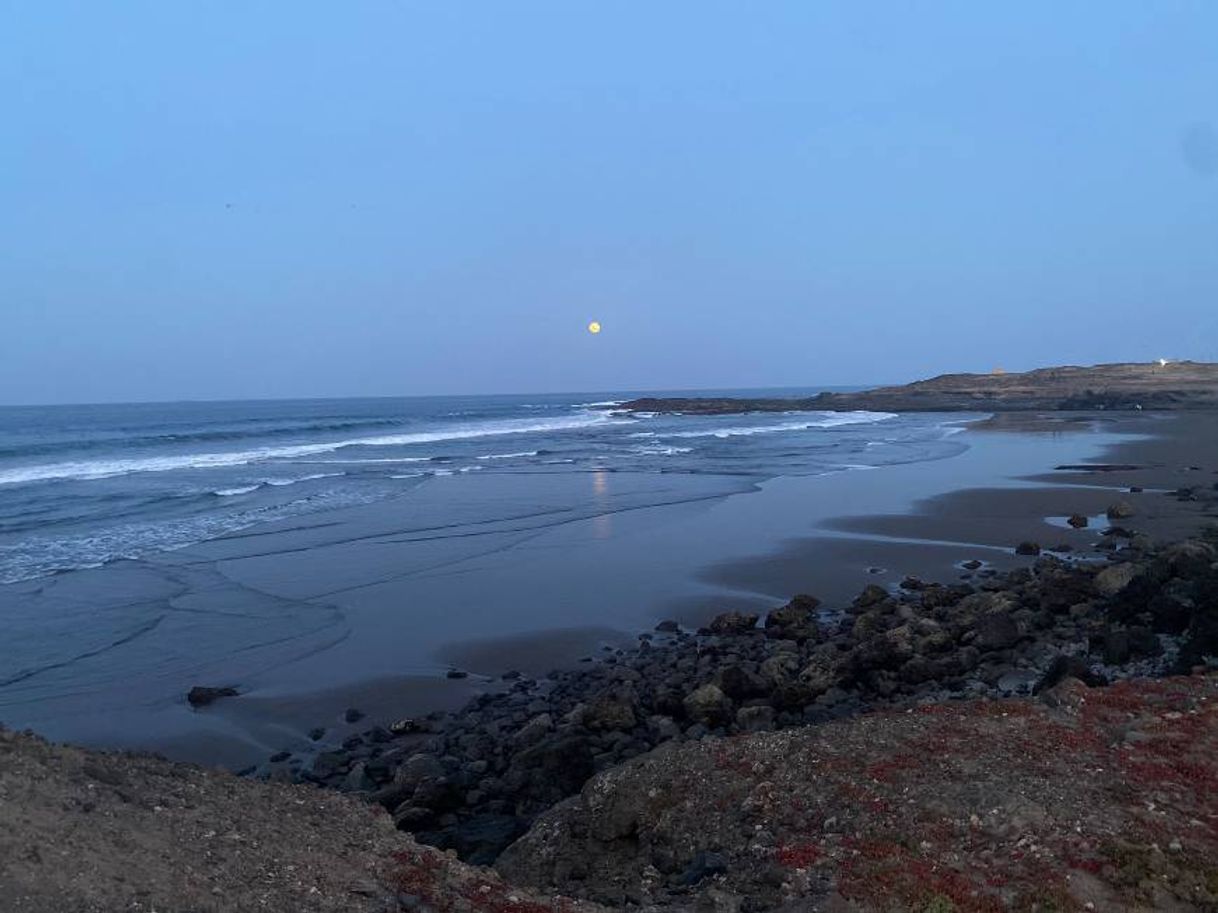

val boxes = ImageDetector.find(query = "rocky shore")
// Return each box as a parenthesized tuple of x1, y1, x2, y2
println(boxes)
(617, 361, 1218, 414)
(287, 497, 1218, 870)
(5, 412, 1218, 911)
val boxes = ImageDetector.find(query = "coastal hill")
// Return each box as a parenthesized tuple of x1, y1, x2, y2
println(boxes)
(617, 361, 1218, 414)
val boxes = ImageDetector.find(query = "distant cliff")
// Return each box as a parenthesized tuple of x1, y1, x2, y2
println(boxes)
(617, 361, 1218, 414)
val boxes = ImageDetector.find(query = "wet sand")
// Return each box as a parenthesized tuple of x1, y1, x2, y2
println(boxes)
(704, 412, 1217, 613)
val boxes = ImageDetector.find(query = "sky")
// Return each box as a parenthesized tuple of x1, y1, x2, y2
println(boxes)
(2, 2, 1217, 405)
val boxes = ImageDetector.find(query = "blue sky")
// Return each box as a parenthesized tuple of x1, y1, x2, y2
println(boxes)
(2, 2, 1216, 404)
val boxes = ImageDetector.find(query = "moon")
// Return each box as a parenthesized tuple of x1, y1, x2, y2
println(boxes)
(587, 321, 602, 334)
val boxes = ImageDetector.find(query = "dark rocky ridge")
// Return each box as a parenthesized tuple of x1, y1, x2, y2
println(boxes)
(281, 517, 1218, 867)
(616, 361, 1218, 414)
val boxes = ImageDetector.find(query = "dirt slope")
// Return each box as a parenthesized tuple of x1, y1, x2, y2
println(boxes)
(0, 727, 604, 913)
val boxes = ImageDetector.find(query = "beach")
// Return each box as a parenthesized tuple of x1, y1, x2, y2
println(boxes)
(2, 406, 1218, 910)
(3, 402, 1214, 775)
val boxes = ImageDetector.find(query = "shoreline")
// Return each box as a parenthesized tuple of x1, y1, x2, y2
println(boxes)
(185, 412, 1135, 767)
(269, 410, 1218, 864)
(4, 408, 1218, 910)
(2, 411, 1211, 776)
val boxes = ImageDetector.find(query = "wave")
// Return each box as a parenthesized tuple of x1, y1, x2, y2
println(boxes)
(212, 472, 345, 496)
(0, 485, 382, 584)
(215, 485, 261, 497)
(657, 412, 897, 439)
(0, 412, 621, 487)
(631, 445, 694, 456)
(0, 417, 408, 460)
(476, 451, 539, 460)
(296, 456, 433, 465)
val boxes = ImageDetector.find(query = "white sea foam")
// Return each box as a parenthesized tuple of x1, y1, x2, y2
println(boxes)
(657, 412, 897, 439)
(298, 456, 433, 465)
(264, 472, 345, 486)
(214, 485, 260, 497)
(0, 412, 620, 486)
(212, 472, 344, 497)
(476, 451, 539, 460)
(632, 445, 694, 456)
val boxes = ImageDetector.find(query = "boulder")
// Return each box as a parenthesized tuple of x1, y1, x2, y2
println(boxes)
(763, 595, 820, 640)
(437, 814, 525, 867)
(1033, 655, 1106, 694)
(1094, 562, 1141, 597)
(852, 584, 891, 611)
(509, 734, 596, 805)
(706, 612, 759, 635)
(1015, 541, 1041, 556)
(798, 647, 844, 695)
(973, 613, 1021, 651)
(646, 715, 681, 741)
(758, 652, 800, 687)
(1162, 540, 1217, 577)
(341, 761, 375, 793)
(512, 713, 554, 748)
(585, 688, 639, 732)
(716, 664, 768, 700)
(1106, 501, 1136, 520)
(1067, 514, 1089, 528)
(309, 751, 348, 781)
(683, 684, 732, 726)
(735, 705, 776, 732)
(680, 850, 729, 886)
(392, 804, 435, 829)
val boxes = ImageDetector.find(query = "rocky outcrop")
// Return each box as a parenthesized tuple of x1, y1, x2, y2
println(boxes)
(286, 528, 1218, 867)
(498, 674, 1218, 911)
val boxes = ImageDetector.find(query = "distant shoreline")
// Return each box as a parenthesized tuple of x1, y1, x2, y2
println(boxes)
(613, 361, 1218, 414)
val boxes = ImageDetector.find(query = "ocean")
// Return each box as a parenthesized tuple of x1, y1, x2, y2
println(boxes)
(0, 390, 967, 586)
(0, 389, 997, 762)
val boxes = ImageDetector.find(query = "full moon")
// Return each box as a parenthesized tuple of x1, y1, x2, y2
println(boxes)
(587, 321, 602, 334)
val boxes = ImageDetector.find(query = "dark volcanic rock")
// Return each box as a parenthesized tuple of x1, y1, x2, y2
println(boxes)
(973, 613, 1021, 651)
(429, 814, 525, 866)
(683, 684, 732, 726)
(763, 594, 820, 641)
(585, 688, 639, 731)
(186, 686, 238, 707)
(1034, 656, 1107, 694)
(509, 734, 596, 809)
(679, 850, 728, 886)
(1015, 541, 1042, 556)
(706, 612, 758, 635)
